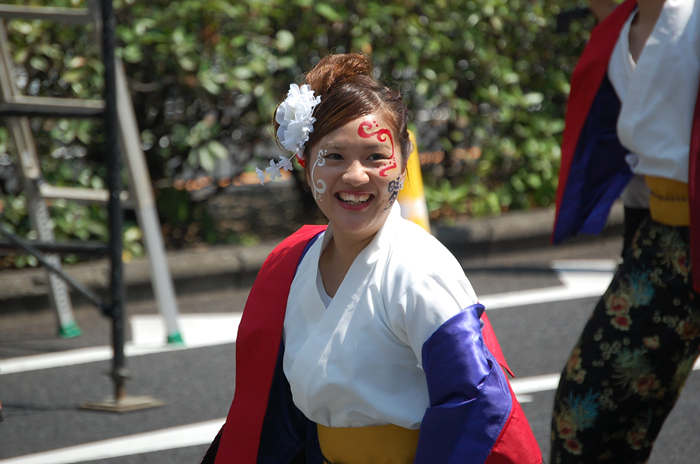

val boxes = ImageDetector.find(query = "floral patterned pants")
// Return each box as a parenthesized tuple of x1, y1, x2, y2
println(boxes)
(550, 219, 700, 463)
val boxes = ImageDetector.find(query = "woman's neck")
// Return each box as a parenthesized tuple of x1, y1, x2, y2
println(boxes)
(318, 231, 376, 298)
(629, 0, 665, 62)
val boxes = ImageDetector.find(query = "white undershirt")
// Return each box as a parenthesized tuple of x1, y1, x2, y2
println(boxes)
(316, 269, 332, 309)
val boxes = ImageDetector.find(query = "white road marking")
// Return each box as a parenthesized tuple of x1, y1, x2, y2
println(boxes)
(0, 419, 224, 464)
(511, 373, 561, 395)
(505, 260, 698, 397)
(0, 260, 617, 375)
(0, 313, 242, 375)
(480, 259, 616, 310)
(5, 366, 700, 464)
(130, 313, 242, 347)
(1, 259, 692, 462)
(510, 360, 700, 398)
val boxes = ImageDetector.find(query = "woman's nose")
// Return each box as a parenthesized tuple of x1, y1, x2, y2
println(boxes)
(342, 160, 369, 185)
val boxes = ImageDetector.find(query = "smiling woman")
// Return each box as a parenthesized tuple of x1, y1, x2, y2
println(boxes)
(305, 113, 402, 262)
(201, 54, 542, 464)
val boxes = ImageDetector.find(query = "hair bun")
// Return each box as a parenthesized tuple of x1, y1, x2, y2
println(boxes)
(304, 54, 373, 96)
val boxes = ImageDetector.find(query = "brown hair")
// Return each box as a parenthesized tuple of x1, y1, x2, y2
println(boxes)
(273, 54, 411, 169)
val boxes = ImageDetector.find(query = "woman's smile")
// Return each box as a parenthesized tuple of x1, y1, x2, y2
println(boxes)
(306, 113, 404, 244)
(336, 191, 373, 207)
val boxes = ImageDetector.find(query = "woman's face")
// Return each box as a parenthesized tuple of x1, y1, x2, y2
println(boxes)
(306, 113, 405, 244)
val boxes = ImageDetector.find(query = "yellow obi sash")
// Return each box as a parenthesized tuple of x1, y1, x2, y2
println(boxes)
(645, 175, 690, 226)
(316, 423, 420, 464)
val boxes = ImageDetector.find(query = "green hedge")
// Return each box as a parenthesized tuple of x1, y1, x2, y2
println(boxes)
(0, 0, 595, 266)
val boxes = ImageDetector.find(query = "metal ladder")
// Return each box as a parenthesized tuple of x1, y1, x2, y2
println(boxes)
(0, 2, 183, 345)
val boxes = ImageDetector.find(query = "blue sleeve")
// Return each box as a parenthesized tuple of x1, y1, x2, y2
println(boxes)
(553, 75, 633, 243)
(415, 304, 513, 464)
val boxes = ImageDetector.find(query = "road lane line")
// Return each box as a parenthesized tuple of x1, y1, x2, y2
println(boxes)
(510, 359, 700, 397)
(511, 373, 561, 395)
(0, 314, 242, 375)
(4, 362, 700, 463)
(0, 260, 618, 375)
(480, 260, 616, 310)
(0, 419, 224, 464)
(0, 346, 114, 375)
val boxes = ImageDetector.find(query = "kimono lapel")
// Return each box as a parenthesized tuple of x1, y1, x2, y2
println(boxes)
(214, 225, 325, 464)
(284, 209, 397, 424)
(552, 0, 637, 244)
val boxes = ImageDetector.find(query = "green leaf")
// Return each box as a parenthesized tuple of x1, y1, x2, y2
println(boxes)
(207, 140, 229, 159)
(523, 92, 544, 106)
(199, 147, 216, 172)
(178, 56, 197, 71)
(278, 56, 296, 69)
(122, 44, 143, 63)
(314, 4, 343, 22)
(275, 30, 295, 52)
(548, 119, 565, 134)
(233, 67, 254, 80)
(67, 56, 86, 69)
(124, 226, 143, 242)
(61, 69, 83, 84)
(172, 28, 186, 45)
(231, 35, 247, 48)
(13, 47, 29, 64)
(29, 56, 49, 72)
(200, 76, 221, 95)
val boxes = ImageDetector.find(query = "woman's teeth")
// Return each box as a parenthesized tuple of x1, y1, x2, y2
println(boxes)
(338, 193, 371, 205)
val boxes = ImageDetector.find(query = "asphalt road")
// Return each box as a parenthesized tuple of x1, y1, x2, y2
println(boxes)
(1, 234, 699, 464)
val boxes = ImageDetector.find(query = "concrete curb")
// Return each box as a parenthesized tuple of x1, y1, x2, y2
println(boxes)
(0, 203, 624, 311)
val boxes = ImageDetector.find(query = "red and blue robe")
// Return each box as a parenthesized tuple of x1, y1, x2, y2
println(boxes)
(202, 226, 541, 464)
(552, 0, 700, 292)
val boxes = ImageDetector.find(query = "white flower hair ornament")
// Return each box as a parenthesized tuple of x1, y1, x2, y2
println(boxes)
(256, 83, 321, 185)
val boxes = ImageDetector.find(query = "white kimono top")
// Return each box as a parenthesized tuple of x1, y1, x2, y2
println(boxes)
(609, 0, 700, 183)
(607, 8, 649, 209)
(282, 204, 478, 430)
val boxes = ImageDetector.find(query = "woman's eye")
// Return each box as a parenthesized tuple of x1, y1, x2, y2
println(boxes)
(368, 153, 389, 161)
(324, 152, 343, 160)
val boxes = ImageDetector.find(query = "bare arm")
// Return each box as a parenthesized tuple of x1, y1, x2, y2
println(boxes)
(588, 0, 618, 21)
(629, 0, 665, 62)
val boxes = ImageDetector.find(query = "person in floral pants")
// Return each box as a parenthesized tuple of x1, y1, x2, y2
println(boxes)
(551, 221, 699, 462)
(550, 0, 700, 461)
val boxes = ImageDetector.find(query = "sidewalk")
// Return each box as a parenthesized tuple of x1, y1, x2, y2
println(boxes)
(0, 202, 624, 312)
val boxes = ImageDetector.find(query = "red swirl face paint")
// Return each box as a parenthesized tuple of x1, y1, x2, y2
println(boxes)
(358, 120, 397, 177)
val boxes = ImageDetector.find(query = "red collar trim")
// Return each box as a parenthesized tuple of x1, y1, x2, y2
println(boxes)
(553, 0, 638, 239)
(215, 225, 326, 464)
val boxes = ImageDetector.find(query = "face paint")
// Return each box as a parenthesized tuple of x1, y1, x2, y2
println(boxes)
(357, 120, 397, 177)
(385, 174, 402, 210)
(311, 149, 327, 202)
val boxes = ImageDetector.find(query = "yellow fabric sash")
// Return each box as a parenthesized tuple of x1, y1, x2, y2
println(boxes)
(645, 176, 690, 226)
(316, 423, 420, 464)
